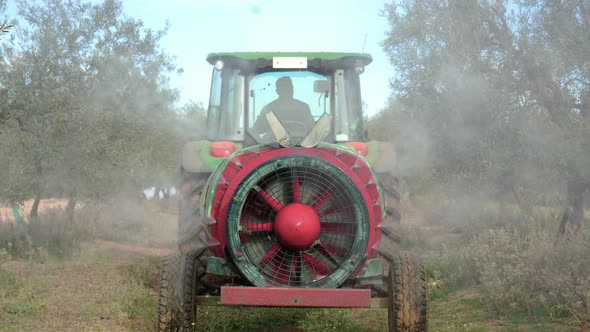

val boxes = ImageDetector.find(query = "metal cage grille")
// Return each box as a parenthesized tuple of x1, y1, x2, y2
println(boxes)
(226, 155, 369, 288)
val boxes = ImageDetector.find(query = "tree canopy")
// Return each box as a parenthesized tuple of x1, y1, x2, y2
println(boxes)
(0, 0, 194, 213)
(374, 0, 590, 234)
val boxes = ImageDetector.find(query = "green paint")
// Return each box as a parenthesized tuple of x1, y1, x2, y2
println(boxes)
(201, 157, 229, 238)
(358, 258, 383, 278)
(205, 257, 236, 277)
(207, 52, 372, 65)
(198, 141, 243, 171)
(365, 141, 382, 166)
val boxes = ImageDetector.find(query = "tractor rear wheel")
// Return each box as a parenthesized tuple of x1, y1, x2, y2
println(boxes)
(379, 174, 402, 252)
(157, 251, 199, 332)
(375, 174, 402, 296)
(177, 169, 208, 252)
(388, 252, 428, 332)
(178, 169, 214, 290)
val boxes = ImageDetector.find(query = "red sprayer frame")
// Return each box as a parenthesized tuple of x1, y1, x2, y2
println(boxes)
(196, 286, 389, 309)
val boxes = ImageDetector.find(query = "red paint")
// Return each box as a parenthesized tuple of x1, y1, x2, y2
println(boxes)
(292, 177, 301, 203)
(302, 252, 330, 277)
(258, 187, 284, 212)
(221, 287, 372, 308)
(246, 222, 274, 232)
(274, 203, 320, 250)
(210, 141, 237, 157)
(345, 142, 369, 156)
(259, 242, 282, 266)
(314, 242, 340, 264)
(320, 221, 354, 233)
(292, 253, 301, 286)
(211, 146, 383, 271)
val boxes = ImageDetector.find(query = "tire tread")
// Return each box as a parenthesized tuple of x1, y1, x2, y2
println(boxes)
(388, 252, 428, 332)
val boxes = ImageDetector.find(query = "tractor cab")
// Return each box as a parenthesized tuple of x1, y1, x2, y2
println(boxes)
(164, 52, 428, 332)
(204, 52, 371, 148)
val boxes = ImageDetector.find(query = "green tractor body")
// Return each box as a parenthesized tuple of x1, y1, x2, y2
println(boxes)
(159, 52, 427, 331)
(180, 52, 395, 173)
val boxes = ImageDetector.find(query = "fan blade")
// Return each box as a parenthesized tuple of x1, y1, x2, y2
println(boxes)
(259, 242, 282, 267)
(318, 204, 355, 218)
(292, 176, 301, 203)
(311, 191, 332, 211)
(314, 242, 341, 266)
(254, 185, 284, 212)
(320, 221, 355, 233)
(291, 252, 302, 285)
(246, 222, 274, 232)
(268, 249, 291, 284)
(302, 252, 331, 277)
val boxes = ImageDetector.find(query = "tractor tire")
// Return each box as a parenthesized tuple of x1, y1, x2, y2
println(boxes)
(177, 169, 207, 252)
(177, 169, 222, 295)
(157, 251, 199, 332)
(388, 252, 428, 332)
(374, 174, 402, 296)
(380, 174, 402, 224)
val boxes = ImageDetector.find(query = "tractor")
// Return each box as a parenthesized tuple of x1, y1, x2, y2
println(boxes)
(158, 52, 428, 331)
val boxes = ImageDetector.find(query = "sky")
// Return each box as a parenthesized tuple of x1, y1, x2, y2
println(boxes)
(122, 0, 394, 116)
(6, 0, 394, 116)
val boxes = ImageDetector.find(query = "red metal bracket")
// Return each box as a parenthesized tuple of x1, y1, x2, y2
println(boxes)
(220, 287, 372, 308)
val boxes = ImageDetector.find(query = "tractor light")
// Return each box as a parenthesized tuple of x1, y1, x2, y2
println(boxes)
(345, 142, 368, 156)
(210, 141, 236, 158)
(355, 65, 365, 74)
(214, 60, 224, 70)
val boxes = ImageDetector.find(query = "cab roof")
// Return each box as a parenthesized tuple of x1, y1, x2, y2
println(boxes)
(206, 52, 372, 71)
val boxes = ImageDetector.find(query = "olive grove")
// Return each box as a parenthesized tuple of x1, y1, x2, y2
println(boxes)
(0, 0, 196, 219)
(371, 0, 590, 235)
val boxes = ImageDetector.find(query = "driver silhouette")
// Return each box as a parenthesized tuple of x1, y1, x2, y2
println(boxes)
(253, 77, 315, 138)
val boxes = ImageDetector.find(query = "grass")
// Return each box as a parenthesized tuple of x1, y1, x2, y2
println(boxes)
(1, 201, 586, 331)
(0, 268, 43, 330)
(199, 307, 309, 331)
(0, 246, 160, 331)
(196, 307, 387, 331)
(115, 279, 158, 328)
(0, 246, 576, 332)
(195, 290, 568, 331)
(428, 289, 564, 331)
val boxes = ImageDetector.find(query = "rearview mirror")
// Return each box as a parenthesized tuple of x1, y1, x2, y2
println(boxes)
(313, 80, 330, 93)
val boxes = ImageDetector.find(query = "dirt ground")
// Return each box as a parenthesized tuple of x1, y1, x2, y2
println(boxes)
(0, 198, 573, 331)
(1, 240, 172, 331)
(0, 198, 177, 331)
(0, 197, 441, 332)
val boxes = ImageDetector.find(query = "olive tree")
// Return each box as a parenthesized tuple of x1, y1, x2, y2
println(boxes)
(0, 0, 182, 219)
(379, 0, 590, 235)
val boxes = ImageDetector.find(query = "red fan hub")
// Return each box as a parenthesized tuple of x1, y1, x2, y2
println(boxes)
(274, 203, 320, 250)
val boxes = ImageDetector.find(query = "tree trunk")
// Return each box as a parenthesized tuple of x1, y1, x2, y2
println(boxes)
(65, 196, 77, 224)
(511, 185, 534, 222)
(29, 191, 41, 222)
(558, 177, 588, 238)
